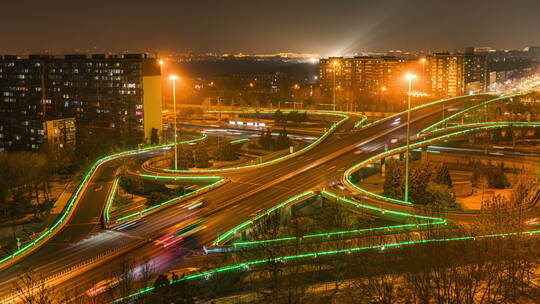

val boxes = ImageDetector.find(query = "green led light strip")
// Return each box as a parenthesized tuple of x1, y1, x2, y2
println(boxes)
(160, 111, 350, 173)
(209, 108, 367, 129)
(343, 122, 540, 206)
(412, 148, 440, 154)
(138, 174, 223, 180)
(114, 228, 540, 303)
(232, 223, 443, 247)
(420, 94, 522, 135)
(115, 178, 225, 223)
(215, 190, 444, 248)
(354, 116, 368, 128)
(321, 191, 443, 222)
(423, 121, 540, 136)
(212, 191, 314, 246)
(361, 93, 492, 130)
(0, 134, 207, 267)
(230, 138, 249, 144)
(104, 178, 119, 224)
(207, 109, 365, 117)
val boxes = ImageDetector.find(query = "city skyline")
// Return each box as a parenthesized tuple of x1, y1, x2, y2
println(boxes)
(2, 0, 540, 55)
(1, 2, 540, 303)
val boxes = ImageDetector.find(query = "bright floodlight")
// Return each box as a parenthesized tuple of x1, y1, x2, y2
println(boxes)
(158, 60, 165, 65)
(169, 75, 179, 80)
(405, 73, 417, 80)
(420, 58, 426, 63)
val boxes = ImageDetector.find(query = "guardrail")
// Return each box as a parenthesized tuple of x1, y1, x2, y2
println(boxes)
(343, 122, 540, 212)
(209, 190, 446, 250)
(0, 136, 206, 271)
(110, 178, 228, 225)
(0, 238, 149, 304)
(420, 94, 522, 135)
(159, 110, 352, 173)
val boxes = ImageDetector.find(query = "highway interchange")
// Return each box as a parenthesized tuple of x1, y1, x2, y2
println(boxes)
(1, 93, 538, 302)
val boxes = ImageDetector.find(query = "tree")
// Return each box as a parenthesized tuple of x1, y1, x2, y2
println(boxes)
(171, 147, 193, 169)
(215, 143, 238, 161)
(150, 128, 159, 145)
(432, 162, 453, 187)
(258, 130, 275, 150)
(194, 147, 211, 168)
(275, 127, 291, 150)
(488, 163, 509, 189)
(273, 109, 284, 123)
(408, 161, 432, 204)
(184, 148, 195, 168)
(13, 270, 61, 303)
(425, 182, 456, 209)
(383, 159, 403, 200)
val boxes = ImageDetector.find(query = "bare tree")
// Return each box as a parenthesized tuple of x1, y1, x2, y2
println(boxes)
(12, 270, 56, 304)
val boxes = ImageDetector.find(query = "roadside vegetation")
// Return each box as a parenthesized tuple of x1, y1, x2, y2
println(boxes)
(382, 160, 457, 208)
(10, 178, 540, 304)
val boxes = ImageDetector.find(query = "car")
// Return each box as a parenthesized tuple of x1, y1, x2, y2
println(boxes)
(525, 217, 540, 227)
(86, 278, 120, 297)
(113, 218, 145, 231)
(185, 199, 205, 210)
(331, 182, 346, 191)
(390, 138, 400, 144)
(155, 220, 206, 248)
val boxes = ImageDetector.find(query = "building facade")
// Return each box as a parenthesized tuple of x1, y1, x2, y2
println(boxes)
(319, 57, 409, 95)
(425, 51, 488, 98)
(0, 54, 162, 151)
(43, 117, 76, 153)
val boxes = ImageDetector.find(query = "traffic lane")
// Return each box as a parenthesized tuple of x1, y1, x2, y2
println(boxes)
(120, 107, 450, 249)
(0, 97, 476, 293)
(50, 117, 454, 297)
(224, 98, 473, 183)
(194, 115, 451, 246)
(0, 161, 119, 287)
(427, 145, 540, 159)
(0, 101, 443, 284)
(51, 159, 351, 298)
(0, 104, 465, 296)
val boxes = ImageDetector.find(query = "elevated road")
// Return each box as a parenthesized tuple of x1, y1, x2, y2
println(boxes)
(0, 94, 501, 300)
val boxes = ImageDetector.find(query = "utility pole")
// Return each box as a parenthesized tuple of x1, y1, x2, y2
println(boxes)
(404, 73, 416, 203)
(169, 75, 179, 170)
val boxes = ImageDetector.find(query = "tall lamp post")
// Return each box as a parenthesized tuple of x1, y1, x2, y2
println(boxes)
(169, 75, 179, 170)
(404, 73, 417, 202)
(332, 60, 339, 112)
(380, 85, 387, 110)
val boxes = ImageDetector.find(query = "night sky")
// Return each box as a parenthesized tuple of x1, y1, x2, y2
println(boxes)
(1, 0, 539, 55)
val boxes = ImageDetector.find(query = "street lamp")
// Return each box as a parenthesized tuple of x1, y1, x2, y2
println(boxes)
(332, 60, 339, 112)
(380, 86, 387, 110)
(404, 73, 417, 203)
(169, 75, 179, 170)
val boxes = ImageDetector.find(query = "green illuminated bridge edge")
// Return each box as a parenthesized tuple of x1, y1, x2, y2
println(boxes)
(343, 122, 540, 207)
(0, 134, 208, 269)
